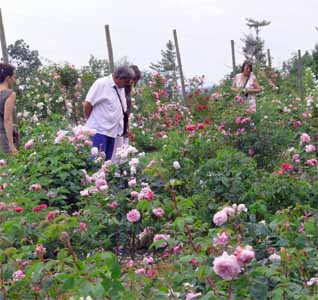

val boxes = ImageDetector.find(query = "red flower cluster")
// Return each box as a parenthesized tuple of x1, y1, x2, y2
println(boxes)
(33, 204, 48, 212)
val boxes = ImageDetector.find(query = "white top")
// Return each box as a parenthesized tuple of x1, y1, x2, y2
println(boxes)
(85, 75, 127, 138)
(233, 73, 258, 105)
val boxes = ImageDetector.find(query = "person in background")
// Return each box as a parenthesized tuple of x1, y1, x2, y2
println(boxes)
(231, 61, 262, 106)
(83, 66, 135, 160)
(111, 65, 142, 163)
(0, 63, 18, 155)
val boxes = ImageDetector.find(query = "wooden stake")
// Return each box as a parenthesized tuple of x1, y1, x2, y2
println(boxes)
(231, 40, 236, 75)
(173, 29, 186, 103)
(267, 49, 272, 69)
(297, 49, 304, 100)
(105, 25, 114, 73)
(0, 8, 9, 64)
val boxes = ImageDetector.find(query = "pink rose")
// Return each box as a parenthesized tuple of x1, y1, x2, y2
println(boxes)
(0, 159, 6, 167)
(213, 252, 241, 280)
(91, 147, 99, 157)
(293, 154, 300, 163)
(300, 133, 311, 145)
(214, 232, 229, 246)
(12, 270, 25, 281)
(35, 244, 46, 257)
(84, 140, 93, 146)
(47, 210, 59, 222)
(186, 292, 202, 300)
(135, 268, 146, 275)
(130, 191, 139, 198)
(24, 139, 35, 150)
(29, 184, 42, 192)
(15, 207, 24, 213)
(153, 207, 164, 218)
(108, 201, 119, 209)
(306, 159, 318, 166)
(127, 209, 141, 223)
(79, 222, 87, 232)
(213, 210, 228, 226)
(0, 202, 7, 211)
(153, 234, 170, 248)
(138, 187, 154, 201)
(127, 260, 135, 267)
(128, 178, 137, 187)
(235, 245, 255, 265)
(143, 256, 155, 265)
(305, 144, 316, 153)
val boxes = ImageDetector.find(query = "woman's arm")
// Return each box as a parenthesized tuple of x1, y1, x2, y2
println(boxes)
(83, 101, 93, 119)
(248, 78, 262, 94)
(4, 92, 18, 155)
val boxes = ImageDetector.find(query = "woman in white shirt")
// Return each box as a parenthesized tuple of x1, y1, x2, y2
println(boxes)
(231, 61, 261, 106)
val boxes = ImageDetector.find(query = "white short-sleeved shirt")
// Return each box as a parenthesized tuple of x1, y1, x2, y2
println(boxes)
(85, 75, 127, 138)
(233, 73, 258, 105)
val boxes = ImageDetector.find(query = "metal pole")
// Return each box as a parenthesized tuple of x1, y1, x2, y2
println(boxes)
(231, 40, 236, 75)
(173, 29, 186, 103)
(297, 49, 304, 100)
(0, 8, 9, 64)
(267, 49, 272, 69)
(105, 25, 114, 73)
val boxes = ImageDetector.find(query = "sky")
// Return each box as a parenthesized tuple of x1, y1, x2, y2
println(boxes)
(2, 0, 318, 84)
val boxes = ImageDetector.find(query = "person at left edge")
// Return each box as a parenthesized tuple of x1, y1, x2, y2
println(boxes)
(83, 66, 135, 160)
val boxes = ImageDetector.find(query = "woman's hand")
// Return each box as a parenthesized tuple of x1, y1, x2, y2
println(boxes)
(9, 145, 18, 155)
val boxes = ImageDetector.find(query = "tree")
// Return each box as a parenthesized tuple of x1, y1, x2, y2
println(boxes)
(8, 39, 42, 78)
(150, 40, 178, 99)
(242, 18, 271, 65)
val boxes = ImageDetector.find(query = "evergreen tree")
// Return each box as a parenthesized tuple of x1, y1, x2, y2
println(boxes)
(242, 18, 271, 65)
(8, 39, 42, 79)
(150, 40, 179, 99)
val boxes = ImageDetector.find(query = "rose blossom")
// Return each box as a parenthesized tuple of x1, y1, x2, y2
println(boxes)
(214, 232, 229, 246)
(47, 210, 59, 222)
(15, 207, 24, 213)
(128, 178, 137, 187)
(306, 159, 318, 166)
(153, 207, 165, 218)
(35, 244, 46, 257)
(127, 209, 141, 223)
(269, 253, 281, 263)
(0, 202, 6, 211)
(213, 210, 228, 226)
(293, 154, 300, 163)
(24, 139, 35, 150)
(108, 201, 119, 209)
(33, 204, 48, 212)
(305, 144, 316, 153)
(186, 292, 202, 300)
(235, 245, 255, 265)
(130, 191, 139, 198)
(237, 204, 248, 213)
(29, 183, 42, 192)
(153, 234, 170, 248)
(173, 161, 181, 170)
(90, 147, 99, 157)
(0, 159, 6, 167)
(138, 187, 154, 201)
(213, 252, 241, 280)
(143, 256, 155, 265)
(300, 133, 311, 145)
(135, 268, 146, 275)
(12, 270, 25, 281)
(79, 222, 87, 232)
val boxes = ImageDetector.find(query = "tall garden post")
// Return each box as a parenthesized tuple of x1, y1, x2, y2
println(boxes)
(173, 29, 186, 103)
(297, 49, 304, 100)
(105, 25, 114, 73)
(0, 8, 9, 64)
(231, 40, 236, 76)
(267, 49, 272, 69)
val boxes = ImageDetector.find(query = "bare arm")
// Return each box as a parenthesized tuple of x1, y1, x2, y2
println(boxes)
(83, 101, 93, 119)
(4, 92, 18, 154)
(248, 79, 262, 94)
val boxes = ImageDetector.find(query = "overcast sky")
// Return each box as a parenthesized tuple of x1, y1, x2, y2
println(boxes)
(2, 0, 318, 83)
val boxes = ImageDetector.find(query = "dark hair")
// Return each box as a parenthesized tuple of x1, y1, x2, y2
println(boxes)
(113, 66, 135, 80)
(130, 65, 141, 82)
(241, 61, 253, 73)
(0, 63, 15, 84)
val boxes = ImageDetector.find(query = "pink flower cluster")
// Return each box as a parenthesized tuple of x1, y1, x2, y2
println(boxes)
(29, 183, 42, 192)
(186, 123, 206, 132)
(213, 245, 255, 280)
(138, 187, 154, 201)
(153, 234, 170, 248)
(12, 270, 25, 281)
(300, 133, 311, 145)
(235, 117, 251, 125)
(153, 207, 165, 218)
(213, 204, 248, 226)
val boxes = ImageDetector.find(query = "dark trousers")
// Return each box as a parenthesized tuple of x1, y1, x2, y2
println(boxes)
(92, 133, 115, 161)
